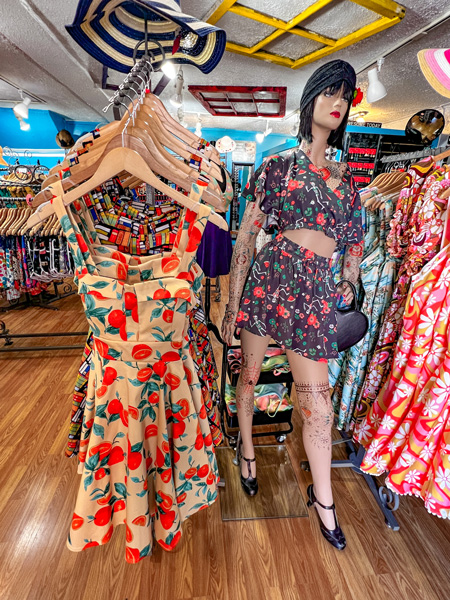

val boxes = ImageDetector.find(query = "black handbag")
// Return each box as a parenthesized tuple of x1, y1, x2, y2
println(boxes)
(335, 280, 369, 352)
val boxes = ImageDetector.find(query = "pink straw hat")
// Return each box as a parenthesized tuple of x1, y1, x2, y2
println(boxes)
(418, 49, 450, 98)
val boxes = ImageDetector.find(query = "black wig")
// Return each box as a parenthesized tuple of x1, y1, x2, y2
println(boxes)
(297, 60, 356, 150)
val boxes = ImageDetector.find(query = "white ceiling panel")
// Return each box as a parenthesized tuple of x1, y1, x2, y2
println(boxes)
(302, 0, 380, 39)
(238, 0, 318, 22)
(216, 11, 276, 46)
(264, 34, 324, 61)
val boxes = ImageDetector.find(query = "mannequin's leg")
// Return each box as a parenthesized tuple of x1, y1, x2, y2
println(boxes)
(236, 328, 271, 477)
(286, 350, 337, 530)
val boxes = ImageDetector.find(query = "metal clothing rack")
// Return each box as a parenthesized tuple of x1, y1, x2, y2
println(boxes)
(380, 144, 450, 163)
(0, 320, 87, 352)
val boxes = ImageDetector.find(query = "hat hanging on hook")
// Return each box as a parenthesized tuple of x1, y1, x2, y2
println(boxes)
(66, 0, 227, 74)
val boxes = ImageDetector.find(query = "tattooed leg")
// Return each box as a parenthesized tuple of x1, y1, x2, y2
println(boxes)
(235, 328, 271, 478)
(286, 350, 337, 530)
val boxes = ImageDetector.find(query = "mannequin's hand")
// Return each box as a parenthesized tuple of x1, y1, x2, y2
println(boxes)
(337, 282, 354, 305)
(221, 308, 237, 346)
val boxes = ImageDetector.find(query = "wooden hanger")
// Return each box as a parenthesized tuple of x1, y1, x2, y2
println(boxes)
(27, 144, 228, 231)
(142, 93, 221, 163)
(433, 148, 450, 163)
(0, 147, 8, 166)
(37, 124, 228, 213)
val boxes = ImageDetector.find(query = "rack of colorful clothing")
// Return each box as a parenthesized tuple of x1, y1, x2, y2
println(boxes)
(301, 149, 450, 529)
(0, 160, 76, 309)
(0, 161, 90, 352)
(26, 56, 233, 562)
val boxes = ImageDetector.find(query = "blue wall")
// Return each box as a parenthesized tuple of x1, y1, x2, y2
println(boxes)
(0, 108, 99, 167)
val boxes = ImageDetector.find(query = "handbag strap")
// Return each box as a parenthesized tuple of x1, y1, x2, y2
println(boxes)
(336, 279, 358, 311)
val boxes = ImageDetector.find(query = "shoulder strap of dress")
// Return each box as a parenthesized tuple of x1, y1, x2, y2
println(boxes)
(50, 181, 99, 277)
(172, 182, 212, 261)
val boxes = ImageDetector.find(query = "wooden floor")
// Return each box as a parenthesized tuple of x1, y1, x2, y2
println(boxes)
(0, 283, 449, 600)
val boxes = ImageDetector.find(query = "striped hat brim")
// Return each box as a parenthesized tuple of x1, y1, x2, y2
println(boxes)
(418, 49, 450, 99)
(66, 0, 226, 74)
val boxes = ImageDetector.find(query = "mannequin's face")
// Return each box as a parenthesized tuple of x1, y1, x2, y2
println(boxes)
(312, 85, 349, 133)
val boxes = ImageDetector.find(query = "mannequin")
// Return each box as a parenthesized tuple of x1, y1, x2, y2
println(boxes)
(222, 60, 363, 551)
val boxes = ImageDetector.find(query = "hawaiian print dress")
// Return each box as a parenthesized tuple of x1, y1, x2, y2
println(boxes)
(53, 191, 219, 563)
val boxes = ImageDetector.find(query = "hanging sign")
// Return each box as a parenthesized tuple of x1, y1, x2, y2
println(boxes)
(232, 141, 256, 164)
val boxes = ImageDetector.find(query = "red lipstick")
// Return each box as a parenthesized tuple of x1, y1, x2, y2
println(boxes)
(331, 111, 341, 118)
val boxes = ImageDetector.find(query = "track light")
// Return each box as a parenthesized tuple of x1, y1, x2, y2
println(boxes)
(264, 120, 273, 136)
(170, 67, 184, 108)
(195, 115, 202, 137)
(290, 113, 300, 136)
(350, 110, 369, 124)
(13, 91, 31, 120)
(255, 132, 265, 143)
(19, 117, 30, 131)
(161, 59, 177, 80)
(367, 58, 387, 104)
(177, 107, 188, 128)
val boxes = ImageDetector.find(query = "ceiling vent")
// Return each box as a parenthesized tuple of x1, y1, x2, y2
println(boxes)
(188, 85, 286, 118)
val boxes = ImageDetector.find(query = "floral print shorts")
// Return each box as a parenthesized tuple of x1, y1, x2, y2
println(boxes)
(235, 234, 339, 362)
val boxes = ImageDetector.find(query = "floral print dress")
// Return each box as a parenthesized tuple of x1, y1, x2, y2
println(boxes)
(235, 149, 363, 361)
(358, 240, 450, 518)
(53, 192, 219, 563)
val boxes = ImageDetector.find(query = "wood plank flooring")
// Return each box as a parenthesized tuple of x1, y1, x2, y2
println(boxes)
(0, 283, 449, 600)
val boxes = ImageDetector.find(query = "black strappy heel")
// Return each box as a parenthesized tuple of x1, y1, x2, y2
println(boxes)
(237, 442, 258, 496)
(306, 484, 346, 550)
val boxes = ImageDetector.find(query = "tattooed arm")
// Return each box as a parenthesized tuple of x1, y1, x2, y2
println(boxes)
(338, 242, 363, 304)
(221, 197, 266, 345)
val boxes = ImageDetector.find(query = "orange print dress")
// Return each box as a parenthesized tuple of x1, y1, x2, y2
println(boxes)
(53, 191, 219, 563)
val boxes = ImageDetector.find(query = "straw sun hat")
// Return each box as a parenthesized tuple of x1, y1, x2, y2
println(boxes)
(418, 49, 450, 98)
(66, 0, 226, 74)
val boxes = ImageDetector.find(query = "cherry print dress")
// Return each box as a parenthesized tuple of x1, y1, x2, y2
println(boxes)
(53, 192, 219, 563)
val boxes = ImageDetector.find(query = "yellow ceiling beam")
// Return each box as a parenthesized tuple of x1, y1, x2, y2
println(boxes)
(209, 0, 406, 69)
(248, 30, 285, 54)
(229, 0, 335, 31)
(228, 5, 288, 29)
(207, 0, 239, 25)
(226, 15, 401, 69)
(290, 28, 336, 47)
(291, 15, 402, 68)
(349, 0, 406, 19)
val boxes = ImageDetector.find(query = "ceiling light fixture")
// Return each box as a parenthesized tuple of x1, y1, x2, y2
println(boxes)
(350, 110, 369, 124)
(264, 120, 273, 136)
(256, 132, 265, 143)
(13, 90, 31, 120)
(160, 59, 177, 80)
(18, 117, 30, 131)
(195, 115, 202, 137)
(367, 58, 387, 104)
(170, 66, 184, 108)
(290, 112, 300, 136)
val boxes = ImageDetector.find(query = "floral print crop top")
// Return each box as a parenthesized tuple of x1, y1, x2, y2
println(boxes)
(243, 148, 363, 250)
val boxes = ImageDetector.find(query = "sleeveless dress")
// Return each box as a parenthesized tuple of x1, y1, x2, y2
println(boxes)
(52, 191, 219, 563)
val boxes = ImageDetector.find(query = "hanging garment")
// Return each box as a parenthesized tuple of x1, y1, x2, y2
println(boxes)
(386, 159, 436, 258)
(358, 173, 449, 416)
(358, 243, 450, 518)
(330, 197, 400, 428)
(54, 193, 219, 562)
(196, 216, 232, 278)
(65, 188, 222, 457)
